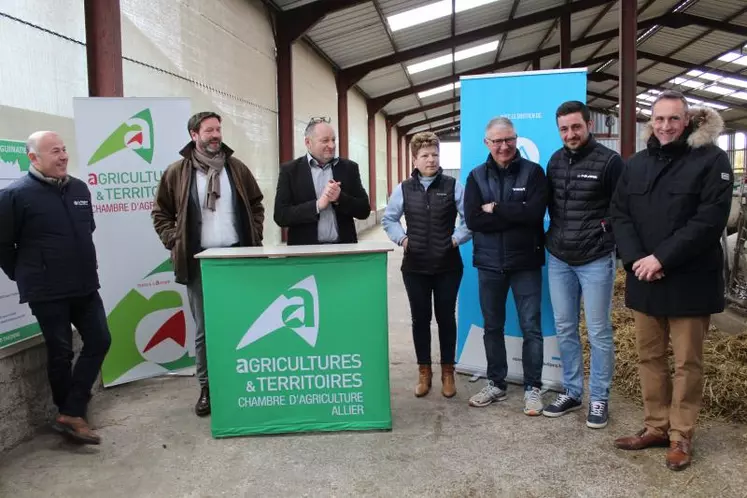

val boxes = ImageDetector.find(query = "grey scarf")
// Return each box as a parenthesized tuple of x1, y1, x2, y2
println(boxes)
(192, 148, 226, 211)
(29, 165, 70, 188)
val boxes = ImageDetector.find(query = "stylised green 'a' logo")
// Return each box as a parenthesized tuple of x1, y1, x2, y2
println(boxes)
(88, 108, 154, 165)
(236, 276, 319, 350)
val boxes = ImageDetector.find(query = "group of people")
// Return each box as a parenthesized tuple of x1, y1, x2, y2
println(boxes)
(0, 90, 733, 472)
(0, 114, 371, 444)
(382, 92, 732, 472)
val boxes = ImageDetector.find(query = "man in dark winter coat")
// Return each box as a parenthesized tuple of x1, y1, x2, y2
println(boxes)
(463, 117, 548, 417)
(0, 131, 111, 445)
(610, 91, 732, 472)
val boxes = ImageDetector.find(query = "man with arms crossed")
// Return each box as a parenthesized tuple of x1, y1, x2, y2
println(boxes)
(464, 117, 548, 416)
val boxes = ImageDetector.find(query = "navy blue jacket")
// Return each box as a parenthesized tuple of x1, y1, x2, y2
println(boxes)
(464, 153, 548, 272)
(0, 174, 100, 303)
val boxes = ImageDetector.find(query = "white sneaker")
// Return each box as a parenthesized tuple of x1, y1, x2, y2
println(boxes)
(468, 381, 507, 407)
(523, 387, 544, 416)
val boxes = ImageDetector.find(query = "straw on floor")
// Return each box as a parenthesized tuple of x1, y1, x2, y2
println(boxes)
(579, 270, 747, 423)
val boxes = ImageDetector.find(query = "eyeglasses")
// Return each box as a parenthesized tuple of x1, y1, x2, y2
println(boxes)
(308, 116, 331, 125)
(485, 136, 517, 146)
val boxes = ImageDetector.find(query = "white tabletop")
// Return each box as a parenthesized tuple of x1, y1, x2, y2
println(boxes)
(195, 241, 395, 259)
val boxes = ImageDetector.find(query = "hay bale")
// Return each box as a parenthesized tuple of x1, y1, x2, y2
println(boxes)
(579, 269, 747, 423)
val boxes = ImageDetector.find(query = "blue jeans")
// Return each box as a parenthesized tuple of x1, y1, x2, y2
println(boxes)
(478, 268, 543, 391)
(548, 252, 616, 402)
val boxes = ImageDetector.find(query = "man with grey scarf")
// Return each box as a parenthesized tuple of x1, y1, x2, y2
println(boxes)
(152, 112, 265, 417)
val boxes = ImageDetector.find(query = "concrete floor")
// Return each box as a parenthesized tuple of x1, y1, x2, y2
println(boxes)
(1, 227, 746, 498)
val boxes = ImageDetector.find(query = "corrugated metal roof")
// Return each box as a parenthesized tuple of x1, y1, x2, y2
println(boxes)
(392, 17, 452, 51)
(357, 67, 412, 97)
(638, 66, 683, 85)
(424, 103, 460, 117)
(272, 0, 317, 10)
(306, 3, 392, 68)
(455, 1, 514, 36)
(673, 32, 747, 63)
(572, 44, 609, 65)
(382, 95, 422, 114)
(378, 0, 435, 17)
(455, 51, 496, 74)
(408, 64, 453, 85)
(269, 0, 747, 131)
(496, 21, 555, 60)
(515, 0, 565, 17)
(685, 0, 747, 21)
(399, 113, 428, 127)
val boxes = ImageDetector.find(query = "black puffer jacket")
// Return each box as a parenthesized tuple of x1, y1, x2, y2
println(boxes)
(401, 169, 463, 274)
(546, 136, 623, 265)
(0, 173, 100, 303)
(610, 107, 733, 317)
(464, 153, 547, 272)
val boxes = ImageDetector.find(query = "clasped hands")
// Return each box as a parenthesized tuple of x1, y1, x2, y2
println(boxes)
(317, 180, 341, 211)
(633, 255, 665, 282)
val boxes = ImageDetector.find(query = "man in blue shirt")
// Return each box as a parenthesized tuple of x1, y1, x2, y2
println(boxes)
(382, 131, 471, 398)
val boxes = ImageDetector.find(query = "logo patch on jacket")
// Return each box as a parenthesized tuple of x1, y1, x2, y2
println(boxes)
(73, 199, 90, 207)
(512, 187, 526, 192)
(577, 174, 598, 180)
(722, 172, 731, 181)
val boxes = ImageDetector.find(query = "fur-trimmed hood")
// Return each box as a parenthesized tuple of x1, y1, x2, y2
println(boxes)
(641, 106, 724, 149)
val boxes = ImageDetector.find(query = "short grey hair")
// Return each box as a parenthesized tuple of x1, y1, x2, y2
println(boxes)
(485, 117, 515, 135)
(652, 90, 689, 112)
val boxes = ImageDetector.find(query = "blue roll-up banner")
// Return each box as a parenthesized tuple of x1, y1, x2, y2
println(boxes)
(456, 68, 588, 391)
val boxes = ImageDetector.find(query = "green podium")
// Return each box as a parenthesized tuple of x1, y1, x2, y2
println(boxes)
(195, 242, 393, 438)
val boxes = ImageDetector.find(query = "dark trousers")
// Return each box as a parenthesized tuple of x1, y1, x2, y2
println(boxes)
(29, 291, 112, 418)
(478, 268, 543, 391)
(402, 270, 463, 365)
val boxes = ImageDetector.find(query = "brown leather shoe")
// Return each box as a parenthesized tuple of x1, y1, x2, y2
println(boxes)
(441, 364, 456, 398)
(666, 439, 693, 471)
(195, 386, 211, 416)
(52, 414, 101, 445)
(614, 428, 670, 450)
(415, 365, 432, 397)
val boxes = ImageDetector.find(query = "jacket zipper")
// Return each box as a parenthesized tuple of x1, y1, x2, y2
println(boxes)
(560, 155, 574, 254)
(59, 188, 84, 290)
(498, 169, 505, 271)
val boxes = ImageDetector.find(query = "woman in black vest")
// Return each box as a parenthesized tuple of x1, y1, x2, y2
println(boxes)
(382, 132, 471, 398)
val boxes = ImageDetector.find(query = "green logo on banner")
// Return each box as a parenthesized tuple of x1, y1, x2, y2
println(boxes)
(88, 108, 155, 166)
(101, 259, 195, 386)
(0, 139, 31, 177)
(237, 276, 319, 349)
(201, 255, 391, 437)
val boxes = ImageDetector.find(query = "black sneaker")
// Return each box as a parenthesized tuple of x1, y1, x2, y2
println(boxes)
(586, 401, 609, 429)
(542, 392, 583, 418)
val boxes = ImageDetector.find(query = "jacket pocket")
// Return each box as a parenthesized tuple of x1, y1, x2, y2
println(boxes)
(667, 183, 699, 224)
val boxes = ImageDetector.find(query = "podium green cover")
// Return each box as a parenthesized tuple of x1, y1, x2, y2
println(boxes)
(197, 242, 393, 438)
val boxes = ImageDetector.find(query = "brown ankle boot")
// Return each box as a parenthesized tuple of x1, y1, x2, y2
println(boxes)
(415, 365, 432, 397)
(441, 364, 456, 398)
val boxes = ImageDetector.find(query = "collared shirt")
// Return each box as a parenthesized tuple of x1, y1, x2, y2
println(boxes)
(195, 168, 239, 248)
(307, 152, 340, 243)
